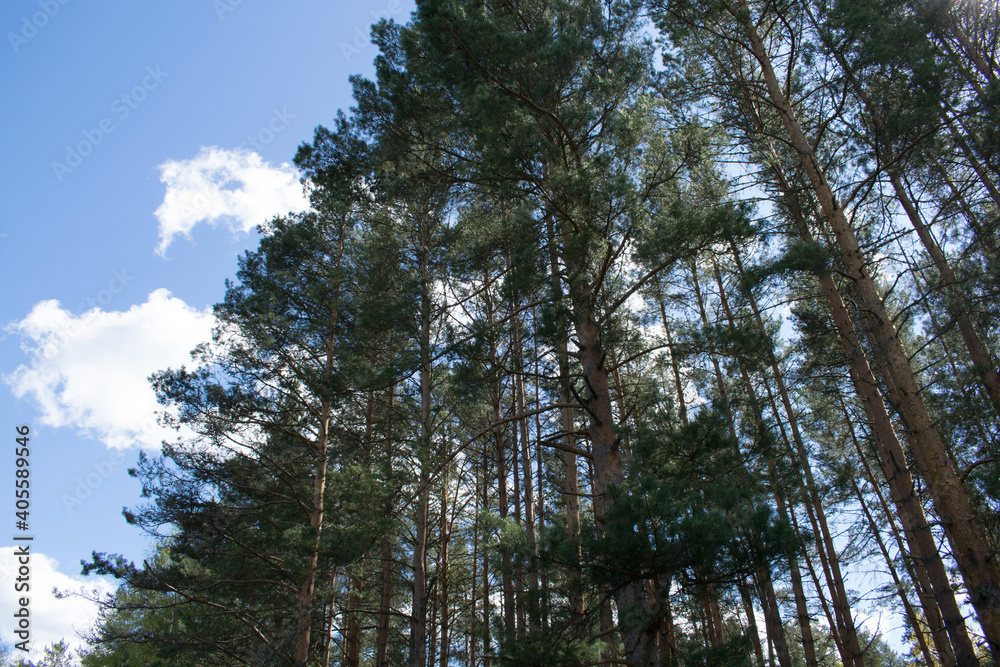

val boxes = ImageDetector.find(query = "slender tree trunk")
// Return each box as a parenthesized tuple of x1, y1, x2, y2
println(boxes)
(293, 416, 330, 665)
(930, 10, 999, 85)
(792, 507, 848, 661)
(942, 114, 1000, 208)
(483, 439, 493, 667)
(740, 583, 766, 667)
(690, 260, 737, 440)
(510, 347, 525, 637)
(409, 225, 434, 667)
(661, 311, 688, 426)
(376, 384, 397, 667)
(777, 492, 819, 667)
(515, 352, 539, 633)
(428, 579, 438, 667)
(533, 337, 550, 631)
(483, 272, 516, 641)
(758, 568, 793, 667)
(293, 228, 346, 666)
(549, 217, 584, 628)
(343, 568, 363, 667)
(344, 389, 381, 667)
(891, 167, 1000, 419)
(439, 471, 451, 667)
(411, 476, 430, 667)
(833, 60, 1000, 421)
(511, 306, 539, 635)
(376, 538, 395, 667)
(935, 164, 999, 255)
(472, 459, 481, 667)
(322, 575, 336, 667)
(496, 400, 515, 639)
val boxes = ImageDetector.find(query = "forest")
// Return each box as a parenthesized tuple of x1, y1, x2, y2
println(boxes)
(30, 0, 1000, 664)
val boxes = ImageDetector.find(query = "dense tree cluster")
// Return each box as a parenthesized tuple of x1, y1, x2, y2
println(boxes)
(73, 0, 999, 665)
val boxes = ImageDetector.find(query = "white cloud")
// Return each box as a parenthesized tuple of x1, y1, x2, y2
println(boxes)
(154, 146, 309, 255)
(4, 289, 215, 450)
(0, 547, 116, 659)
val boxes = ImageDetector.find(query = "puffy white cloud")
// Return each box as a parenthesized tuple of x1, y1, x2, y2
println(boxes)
(4, 289, 215, 450)
(154, 146, 309, 255)
(0, 547, 116, 659)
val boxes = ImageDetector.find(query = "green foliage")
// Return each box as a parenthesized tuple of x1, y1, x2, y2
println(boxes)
(741, 240, 834, 293)
(856, 629, 910, 667)
(675, 632, 755, 667)
(581, 408, 796, 633)
(13, 641, 78, 667)
(634, 198, 756, 269)
(493, 626, 603, 666)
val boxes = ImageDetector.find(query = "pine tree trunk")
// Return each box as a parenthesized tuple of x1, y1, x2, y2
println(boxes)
(942, 115, 1000, 208)
(892, 167, 1000, 419)
(483, 443, 493, 667)
(498, 396, 515, 638)
(472, 470, 481, 667)
(690, 261, 737, 440)
(549, 218, 584, 628)
(484, 272, 515, 640)
(778, 494, 818, 667)
(410, 479, 430, 667)
(293, 418, 330, 666)
(409, 230, 434, 667)
(515, 354, 539, 632)
(438, 471, 451, 667)
(740, 583, 766, 667)
(656, 286, 688, 426)
(292, 229, 345, 666)
(376, 538, 395, 667)
(343, 567, 363, 667)
(758, 568, 793, 667)
(321, 575, 336, 667)
(533, 345, 550, 631)
(569, 277, 659, 665)
(510, 381, 525, 636)
(934, 163, 1000, 254)
(377, 385, 397, 667)
(792, 507, 848, 661)
(930, 11, 999, 85)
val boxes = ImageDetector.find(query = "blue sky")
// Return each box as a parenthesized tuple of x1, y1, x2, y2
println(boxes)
(0, 0, 413, 655)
